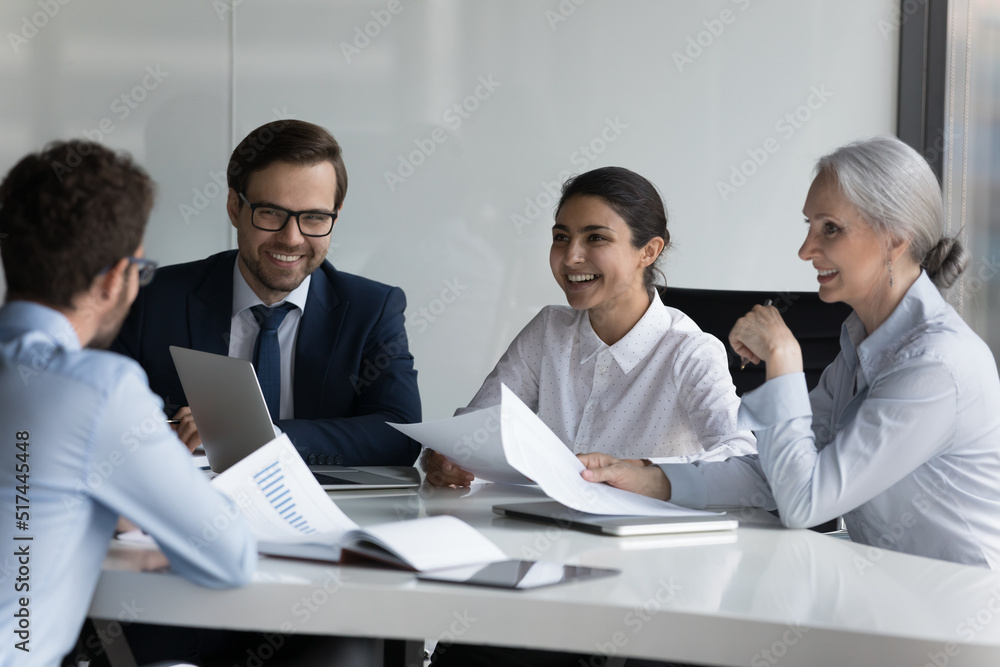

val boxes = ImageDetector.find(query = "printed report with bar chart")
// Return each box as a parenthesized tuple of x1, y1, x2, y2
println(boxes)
(211, 435, 506, 571)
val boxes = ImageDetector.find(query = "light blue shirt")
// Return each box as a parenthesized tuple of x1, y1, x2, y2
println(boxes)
(665, 273, 1000, 568)
(0, 302, 257, 666)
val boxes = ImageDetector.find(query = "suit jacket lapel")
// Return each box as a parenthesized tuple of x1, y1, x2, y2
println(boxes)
(188, 251, 236, 356)
(294, 262, 345, 417)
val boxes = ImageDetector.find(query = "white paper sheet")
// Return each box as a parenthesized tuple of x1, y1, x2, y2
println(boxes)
(211, 434, 359, 544)
(390, 409, 532, 484)
(498, 385, 718, 517)
(348, 515, 507, 571)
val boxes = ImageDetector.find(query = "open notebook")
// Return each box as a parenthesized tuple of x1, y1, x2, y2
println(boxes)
(211, 434, 505, 571)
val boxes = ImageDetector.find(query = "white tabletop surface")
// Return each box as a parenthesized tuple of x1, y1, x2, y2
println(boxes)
(91, 473, 1000, 666)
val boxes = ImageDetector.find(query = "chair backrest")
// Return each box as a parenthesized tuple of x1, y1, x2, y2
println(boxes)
(659, 287, 853, 396)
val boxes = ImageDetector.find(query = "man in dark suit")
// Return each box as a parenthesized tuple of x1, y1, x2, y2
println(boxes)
(114, 119, 421, 467)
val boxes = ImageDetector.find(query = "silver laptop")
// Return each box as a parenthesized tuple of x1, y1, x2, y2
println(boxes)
(168, 346, 419, 490)
(493, 500, 737, 536)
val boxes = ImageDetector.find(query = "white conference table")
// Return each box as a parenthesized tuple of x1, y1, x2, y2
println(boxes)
(91, 473, 1000, 666)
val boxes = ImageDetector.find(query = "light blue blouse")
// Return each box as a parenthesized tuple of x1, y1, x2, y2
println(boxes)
(665, 272, 1000, 568)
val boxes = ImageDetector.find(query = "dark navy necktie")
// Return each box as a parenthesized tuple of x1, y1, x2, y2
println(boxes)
(250, 303, 296, 422)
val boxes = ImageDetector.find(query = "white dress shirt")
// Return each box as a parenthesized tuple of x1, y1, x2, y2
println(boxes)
(228, 262, 311, 420)
(461, 295, 756, 460)
(665, 272, 1000, 568)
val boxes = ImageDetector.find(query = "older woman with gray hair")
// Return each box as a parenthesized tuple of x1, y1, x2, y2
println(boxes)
(581, 136, 1000, 569)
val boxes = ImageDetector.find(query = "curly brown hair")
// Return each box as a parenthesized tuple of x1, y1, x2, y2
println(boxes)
(0, 140, 154, 308)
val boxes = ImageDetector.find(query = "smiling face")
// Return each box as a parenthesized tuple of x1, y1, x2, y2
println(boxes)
(549, 195, 659, 316)
(799, 173, 892, 314)
(228, 160, 337, 305)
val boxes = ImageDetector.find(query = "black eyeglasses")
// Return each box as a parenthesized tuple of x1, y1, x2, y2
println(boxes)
(239, 192, 338, 238)
(126, 256, 158, 286)
(99, 256, 157, 286)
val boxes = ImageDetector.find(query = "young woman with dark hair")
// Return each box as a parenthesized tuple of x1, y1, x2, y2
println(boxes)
(423, 166, 755, 487)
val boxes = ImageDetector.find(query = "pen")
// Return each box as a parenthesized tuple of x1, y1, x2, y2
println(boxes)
(740, 299, 774, 370)
(166, 418, 181, 425)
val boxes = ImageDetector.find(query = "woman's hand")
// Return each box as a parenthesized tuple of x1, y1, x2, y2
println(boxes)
(577, 452, 672, 500)
(729, 303, 803, 380)
(421, 448, 475, 487)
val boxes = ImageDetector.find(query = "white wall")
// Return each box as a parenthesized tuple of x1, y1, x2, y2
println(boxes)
(0, 0, 898, 419)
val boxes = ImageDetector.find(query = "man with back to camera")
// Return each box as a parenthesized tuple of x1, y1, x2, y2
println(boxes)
(0, 140, 257, 667)
(113, 119, 422, 466)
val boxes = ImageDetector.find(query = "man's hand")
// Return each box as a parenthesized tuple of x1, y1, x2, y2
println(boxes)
(171, 406, 202, 453)
(577, 452, 672, 501)
(421, 448, 475, 487)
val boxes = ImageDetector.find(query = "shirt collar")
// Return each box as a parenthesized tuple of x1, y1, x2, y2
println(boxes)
(231, 260, 311, 317)
(0, 301, 82, 351)
(844, 271, 947, 384)
(579, 292, 671, 374)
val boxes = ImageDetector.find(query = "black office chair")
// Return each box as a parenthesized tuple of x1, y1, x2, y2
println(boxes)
(658, 286, 852, 396)
(659, 286, 853, 535)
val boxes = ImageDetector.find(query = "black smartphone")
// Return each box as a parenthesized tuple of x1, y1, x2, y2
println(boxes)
(416, 560, 619, 590)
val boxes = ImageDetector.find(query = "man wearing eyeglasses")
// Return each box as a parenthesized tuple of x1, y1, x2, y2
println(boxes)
(0, 140, 256, 665)
(114, 119, 422, 467)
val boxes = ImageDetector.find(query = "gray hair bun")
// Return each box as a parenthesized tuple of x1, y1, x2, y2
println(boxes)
(923, 236, 969, 289)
